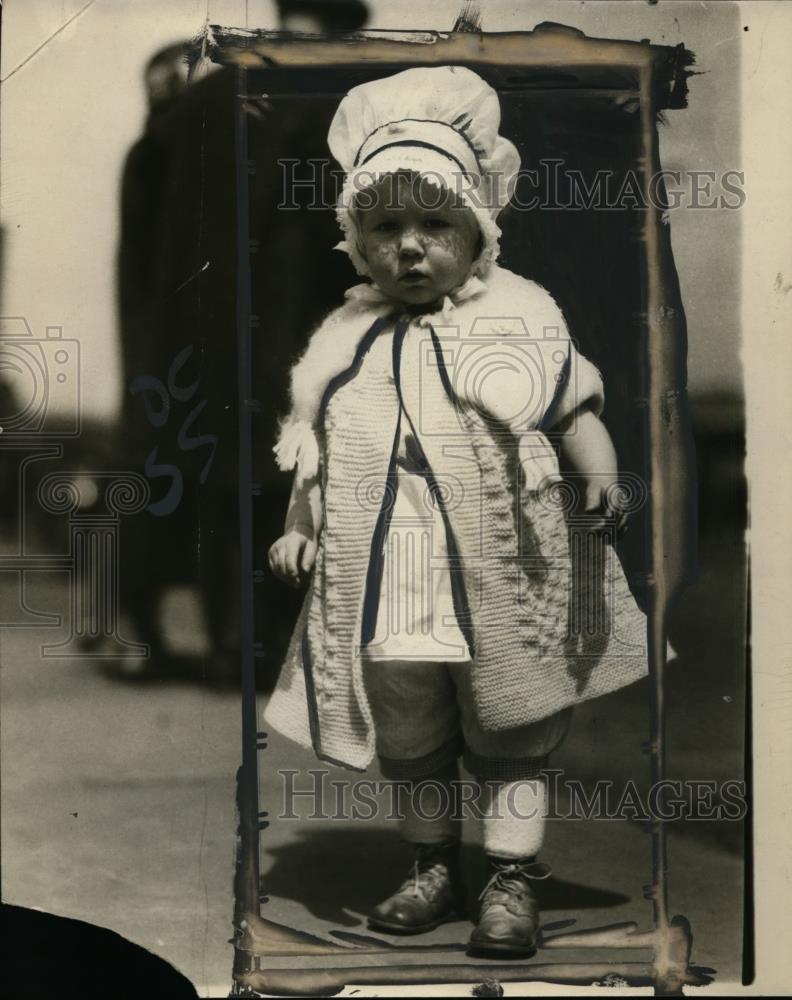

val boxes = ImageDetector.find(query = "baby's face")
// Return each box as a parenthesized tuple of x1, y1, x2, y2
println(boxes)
(355, 173, 480, 308)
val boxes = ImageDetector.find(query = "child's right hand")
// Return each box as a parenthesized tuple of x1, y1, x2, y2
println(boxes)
(268, 527, 317, 590)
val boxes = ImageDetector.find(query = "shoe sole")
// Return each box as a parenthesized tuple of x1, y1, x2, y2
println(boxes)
(367, 910, 464, 935)
(467, 939, 537, 959)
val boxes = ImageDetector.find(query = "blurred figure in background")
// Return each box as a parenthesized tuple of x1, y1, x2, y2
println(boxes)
(116, 2, 367, 685)
(277, 0, 368, 33)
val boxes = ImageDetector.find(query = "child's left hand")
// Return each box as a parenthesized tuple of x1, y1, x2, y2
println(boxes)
(581, 479, 629, 538)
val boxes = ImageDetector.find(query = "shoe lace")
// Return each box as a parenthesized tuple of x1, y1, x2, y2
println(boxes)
(398, 844, 456, 901)
(478, 860, 551, 904)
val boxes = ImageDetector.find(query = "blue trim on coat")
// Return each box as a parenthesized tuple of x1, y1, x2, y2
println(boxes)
(360, 317, 409, 645)
(427, 324, 465, 408)
(389, 323, 476, 660)
(300, 626, 321, 754)
(302, 309, 397, 771)
(318, 312, 396, 427)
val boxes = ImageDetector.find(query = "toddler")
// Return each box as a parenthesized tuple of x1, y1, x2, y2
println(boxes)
(267, 65, 649, 957)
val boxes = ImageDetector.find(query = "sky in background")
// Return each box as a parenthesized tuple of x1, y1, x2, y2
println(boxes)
(1, 0, 743, 420)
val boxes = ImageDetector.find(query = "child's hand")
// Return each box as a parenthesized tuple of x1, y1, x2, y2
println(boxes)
(581, 479, 629, 538)
(555, 409, 629, 538)
(268, 527, 317, 589)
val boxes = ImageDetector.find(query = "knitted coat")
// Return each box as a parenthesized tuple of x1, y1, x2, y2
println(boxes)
(264, 265, 650, 771)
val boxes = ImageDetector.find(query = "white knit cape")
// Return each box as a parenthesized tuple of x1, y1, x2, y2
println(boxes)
(273, 264, 606, 488)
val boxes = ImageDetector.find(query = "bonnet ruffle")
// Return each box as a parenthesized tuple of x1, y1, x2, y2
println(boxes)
(327, 65, 521, 279)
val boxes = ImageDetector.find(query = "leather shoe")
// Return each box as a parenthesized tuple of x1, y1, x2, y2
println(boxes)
(368, 838, 465, 934)
(468, 856, 551, 957)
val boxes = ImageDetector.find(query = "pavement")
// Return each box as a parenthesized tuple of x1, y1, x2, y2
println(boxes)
(1, 489, 746, 995)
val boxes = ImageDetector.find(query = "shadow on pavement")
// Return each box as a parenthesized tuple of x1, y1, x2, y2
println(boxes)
(260, 827, 630, 930)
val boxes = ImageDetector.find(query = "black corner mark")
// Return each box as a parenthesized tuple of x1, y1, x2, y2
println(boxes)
(1, 904, 199, 1000)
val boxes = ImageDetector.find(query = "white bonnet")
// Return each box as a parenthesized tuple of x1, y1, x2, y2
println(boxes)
(327, 65, 521, 279)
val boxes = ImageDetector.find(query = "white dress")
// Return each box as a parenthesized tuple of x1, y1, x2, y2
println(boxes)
(361, 402, 473, 663)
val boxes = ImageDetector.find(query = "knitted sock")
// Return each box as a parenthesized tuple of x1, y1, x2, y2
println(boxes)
(399, 763, 460, 845)
(479, 778, 547, 860)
